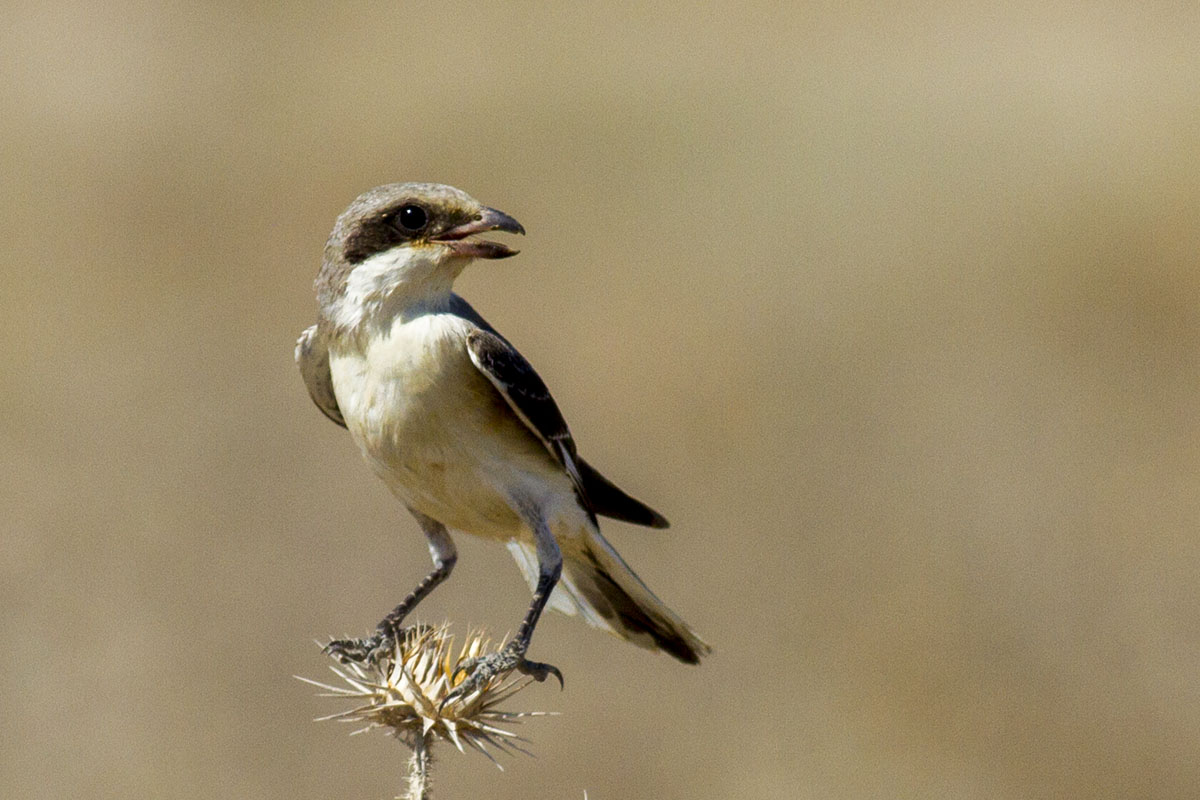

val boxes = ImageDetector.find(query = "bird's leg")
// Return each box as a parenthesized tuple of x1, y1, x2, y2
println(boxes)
(325, 509, 457, 665)
(443, 504, 563, 705)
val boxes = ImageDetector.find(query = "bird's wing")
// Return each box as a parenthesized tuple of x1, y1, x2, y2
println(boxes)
(466, 328, 669, 529)
(577, 458, 670, 528)
(466, 328, 587, 493)
(295, 324, 346, 428)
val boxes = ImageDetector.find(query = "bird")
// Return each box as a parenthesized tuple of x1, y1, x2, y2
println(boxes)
(296, 182, 709, 694)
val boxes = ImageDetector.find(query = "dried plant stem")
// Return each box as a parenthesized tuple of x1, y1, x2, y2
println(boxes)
(404, 733, 432, 800)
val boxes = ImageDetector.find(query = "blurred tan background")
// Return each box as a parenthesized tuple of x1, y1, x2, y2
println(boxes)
(3, 1, 1199, 798)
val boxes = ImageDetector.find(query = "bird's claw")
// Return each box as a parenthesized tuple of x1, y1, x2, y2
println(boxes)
(519, 657, 564, 689)
(324, 622, 436, 666)
(323, 632, 392, 666)
(440, 642, 563, 711)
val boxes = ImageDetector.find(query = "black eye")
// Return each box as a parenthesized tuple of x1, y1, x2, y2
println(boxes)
(395, 204, 428, 232)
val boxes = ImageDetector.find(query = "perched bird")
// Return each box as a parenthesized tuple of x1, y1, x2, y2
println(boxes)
(297, 183, 709, 693)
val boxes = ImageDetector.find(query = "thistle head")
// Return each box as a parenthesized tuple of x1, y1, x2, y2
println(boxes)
(301, 625, 552, 768)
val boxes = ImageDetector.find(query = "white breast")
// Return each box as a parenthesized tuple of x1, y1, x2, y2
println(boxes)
(328, 312, 570, 538)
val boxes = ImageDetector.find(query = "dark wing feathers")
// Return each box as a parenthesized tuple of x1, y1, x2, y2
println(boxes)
(466, 328, 669, 529)
(578, 459, 670, 529)
(466, 329, 575, 455)
(466, 329, 585, 505)
(296, 312, 667, 528)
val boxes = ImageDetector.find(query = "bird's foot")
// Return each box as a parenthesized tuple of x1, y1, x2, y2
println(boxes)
(440, 640, 563, 709)
(323, 623, 433, 667)
(323, 632, 391, 666)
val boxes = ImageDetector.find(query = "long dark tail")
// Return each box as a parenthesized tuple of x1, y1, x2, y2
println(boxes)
(506, 530, 710, 664)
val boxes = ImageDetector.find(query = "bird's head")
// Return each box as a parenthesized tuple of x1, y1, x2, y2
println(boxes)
(317, 183, 524, 330)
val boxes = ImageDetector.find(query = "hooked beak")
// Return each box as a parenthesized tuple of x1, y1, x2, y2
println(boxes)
(433, 207, 525, 259)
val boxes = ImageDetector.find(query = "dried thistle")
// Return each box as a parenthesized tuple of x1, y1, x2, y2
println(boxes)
(300, 624, 553, 798)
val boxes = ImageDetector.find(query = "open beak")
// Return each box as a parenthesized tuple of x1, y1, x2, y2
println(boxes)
(433, 207, 525, 259)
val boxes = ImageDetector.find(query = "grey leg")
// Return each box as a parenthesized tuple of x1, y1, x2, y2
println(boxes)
(325, 508, 457, 664)
(511, 506, 562, 651)
(443, 502, 563, 703)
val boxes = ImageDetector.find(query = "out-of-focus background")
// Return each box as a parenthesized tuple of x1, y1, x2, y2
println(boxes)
(3, 2, 1198, 798)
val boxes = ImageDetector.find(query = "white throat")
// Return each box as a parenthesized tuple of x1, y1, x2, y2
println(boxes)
(329, 246, 466, 333)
